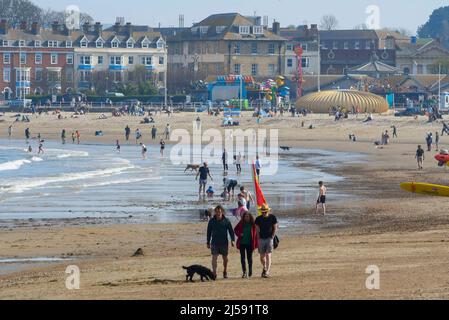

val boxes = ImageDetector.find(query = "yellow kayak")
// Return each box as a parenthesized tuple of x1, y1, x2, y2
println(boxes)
(400, 182, 449, 197)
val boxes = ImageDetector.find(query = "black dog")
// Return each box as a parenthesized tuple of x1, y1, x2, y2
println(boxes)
(280, 146, 291, 151)
(183, 265, 216, 282)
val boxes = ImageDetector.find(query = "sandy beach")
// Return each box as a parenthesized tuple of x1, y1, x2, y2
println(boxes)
(0, 111, 449, 299)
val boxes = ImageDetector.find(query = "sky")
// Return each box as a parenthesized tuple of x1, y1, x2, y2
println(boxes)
(34, 0, 448, 35)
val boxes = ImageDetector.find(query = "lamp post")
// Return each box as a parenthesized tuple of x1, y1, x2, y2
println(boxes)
(438, 63, 442, 110)
(317, 31, 321, 92)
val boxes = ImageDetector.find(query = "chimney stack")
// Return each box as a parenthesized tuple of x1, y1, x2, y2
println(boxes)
(0, 19, 8, 35)
(272, 21, 280, 35)
(82, 21, 91, 34)
(94, 22, 103, 36)
(125, 22, 133, 36)
(31, 22, 40, 35)
(52, 21, 60, 33)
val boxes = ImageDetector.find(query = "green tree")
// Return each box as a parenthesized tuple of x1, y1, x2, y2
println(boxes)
(418, 6, 449, 49)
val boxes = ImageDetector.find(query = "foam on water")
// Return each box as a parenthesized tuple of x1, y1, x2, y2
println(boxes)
(0, 159, 31, 171)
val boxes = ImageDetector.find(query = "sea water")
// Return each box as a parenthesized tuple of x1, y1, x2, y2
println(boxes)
(0, 139, 358, 226)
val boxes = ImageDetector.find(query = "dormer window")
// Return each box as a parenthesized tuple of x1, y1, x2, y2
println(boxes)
(111, 37, 120, 48)
(239, 26, 250, 35)
(126, 38, 135, 48)
(199, 26, 209, 35)
(80, 37, 89, 48)
(48, 40, 59, 48)
(156, 38, 165, 49)
(19, 40, 26, 47)
(253, 26, 263, 35)
(96, 38, 104, 48)
(66, 41, 72, 48)
(34, 40, 41, 47)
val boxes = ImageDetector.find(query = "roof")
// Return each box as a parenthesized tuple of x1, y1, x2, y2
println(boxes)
(167, 13, 285, 42)
(349, 58, 401, 74)
(279, 26, 319, 41)
(319, 30, 378, 41)
(194, 13, 252, 27)
(396, 39, 449, 57)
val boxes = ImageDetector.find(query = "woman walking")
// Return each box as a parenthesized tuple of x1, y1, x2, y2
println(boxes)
(234, 212, 258, 278)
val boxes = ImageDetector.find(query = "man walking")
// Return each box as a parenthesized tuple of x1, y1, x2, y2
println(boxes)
(255, 205, 278, 278)
(315, 181, 327, 215)
(151, 125, 157, 140)
(7, 125, 12, 139)
(125, 125, 131, 141)
(196, 162, 213, 198)
(416, 145, 425, 170)
(164, 124, 171, 140)
(255, 155, 262, 179)
(207, 206, 235, 279)
(222, 149, 229, 172)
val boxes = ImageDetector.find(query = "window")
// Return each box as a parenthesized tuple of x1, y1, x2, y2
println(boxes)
(35, 68, 42, 82)
(66, 54, 73, 65)
(48, 40, 59, 47)
(110, 56, 122, 65)
(234, 64, 241, 74)
(80, 56, 91, 65)
(344, 41, 349, 50)
(268, 64, 275, 75)
(239, 26, 250, 35)
(80, 71, 92, 82)
(216, 26, 226, 34)
(35, 53, 42, 64)
(128, 56, 134, 64)
(251, 64, 258, 76)
(111, 39, 120, 48)
(253, 25, 264, 35)
(301, 43, 308, 51)
(47, 70, 60, 82)
(159, 56, 164, 65)
(157, 39, 164, 49)
(287, 58, 293, 68)
(199, 26, 209, 35)
(19, 40, 26, 47)
(286, 44, 293, 51)
(355, 41, 360, 50)
(112, 71, 122, 82)
(34, 40, 41, 47)
(141, 56, 152, 65)
(96, 39, 104, 48)
(301, 57, 309, 68)
(141, 39, 150, 48)
(268, 43, 275, 54)
(251, 42, 258, 54)
(3, 68, 10, 82)
(2, 40, 8, 46)
(366, 40, 371, 50)
(98, 56, 104, 64)
(80, 39, 88, 48)
(20, 53, 26, 64)
(234, 43, 240, 54)
(333, 41, 338, 50)
(66, 41, 72, 48)
(16, 69, 30, 81)
(51, 53, 58, 64)
(127, 39, 134, 48)
(3, 53, 10, 64)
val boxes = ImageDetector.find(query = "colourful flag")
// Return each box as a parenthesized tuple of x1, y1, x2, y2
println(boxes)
(252, 164, 269, 216)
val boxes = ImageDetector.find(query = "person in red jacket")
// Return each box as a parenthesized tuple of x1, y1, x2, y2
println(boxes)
(234, 212, 259, 278)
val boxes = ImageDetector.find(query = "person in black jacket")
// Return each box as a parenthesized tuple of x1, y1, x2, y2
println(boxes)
(207, 205, 235, 279)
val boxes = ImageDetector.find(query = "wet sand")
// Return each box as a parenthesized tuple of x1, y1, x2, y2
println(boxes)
(0, 111, 449, 299)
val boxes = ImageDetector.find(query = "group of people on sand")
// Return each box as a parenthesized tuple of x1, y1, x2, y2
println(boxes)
(207, 204, 278, 279)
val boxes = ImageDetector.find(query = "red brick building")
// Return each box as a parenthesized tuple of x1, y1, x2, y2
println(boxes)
(0, 20, 75, 100)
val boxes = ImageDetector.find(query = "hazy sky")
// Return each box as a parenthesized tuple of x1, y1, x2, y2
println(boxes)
(34, 0, 447, 34)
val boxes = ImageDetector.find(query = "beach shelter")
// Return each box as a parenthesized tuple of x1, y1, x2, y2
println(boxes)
(252, 163, 269, 216)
